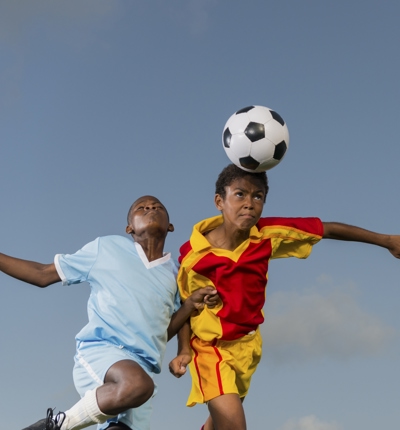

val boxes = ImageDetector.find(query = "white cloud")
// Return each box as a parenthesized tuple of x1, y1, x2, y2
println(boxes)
(261, 277, 396, 364)
(277, 415, 343, 430)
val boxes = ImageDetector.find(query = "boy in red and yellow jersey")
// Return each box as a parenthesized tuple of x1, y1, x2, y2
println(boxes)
(169, 164, 400, 430)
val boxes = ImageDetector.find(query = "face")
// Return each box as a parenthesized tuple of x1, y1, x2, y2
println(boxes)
(215, 176, 265, 232)
(126, 195, 174, 237)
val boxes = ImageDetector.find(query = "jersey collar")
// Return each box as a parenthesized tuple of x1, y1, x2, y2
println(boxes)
(190, 215, 263, 252)
(134, 242, 172, 269)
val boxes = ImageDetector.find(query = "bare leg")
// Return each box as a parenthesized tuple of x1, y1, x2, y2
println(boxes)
(23, 360, 153, 430)
(105, 423, 132, 430)
(203, 415, 214, 430)
(97, 359, 154, 416)
(206, 394, 246, 430)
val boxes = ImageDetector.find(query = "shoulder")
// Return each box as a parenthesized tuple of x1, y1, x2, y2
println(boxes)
(93, 235, 135, 251)
(97, 235, 133, 244)
(257, 216, 323, 235)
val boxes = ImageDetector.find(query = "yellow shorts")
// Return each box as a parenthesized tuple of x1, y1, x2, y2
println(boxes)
(187, 329, 262, 406)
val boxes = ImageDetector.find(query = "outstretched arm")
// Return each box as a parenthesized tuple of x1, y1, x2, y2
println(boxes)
(0, 253, 61, 288)
(322, 222, 400, 258)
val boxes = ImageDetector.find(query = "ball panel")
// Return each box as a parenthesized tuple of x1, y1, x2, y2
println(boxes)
(273, 141, 287, 160)
(239, 156, 260, 171)
(235, 106, 255, 114)
(263, 120, 289, 145)
(270, 110, 285, 126)
(229, 134, 252, 158)
(244, 122, 265, 142)
(249, 138, 276, 164)
(247, 105, 273, 124)
(258, 158, 280, 171)
(223, 128, 232, 148)
(224, 113, 252, 135)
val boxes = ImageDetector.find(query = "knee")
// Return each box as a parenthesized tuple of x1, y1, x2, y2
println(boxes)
(104, 359, 155, 410)
(116, 372, 154, 408)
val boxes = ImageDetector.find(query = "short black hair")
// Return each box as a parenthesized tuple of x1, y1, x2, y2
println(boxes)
(215, 164, 269, 201)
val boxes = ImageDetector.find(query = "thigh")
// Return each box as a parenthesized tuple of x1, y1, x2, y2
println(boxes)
(207, 393, 246, 430)
(187, 337, 239, 405)
(103, 359, 153, 388)
(228, 330, 262, 397)
(188, 331, 261, 405)
(73, 341, 129, 395)
(73, 342, 155, 430)
(73, 341, 155, 394)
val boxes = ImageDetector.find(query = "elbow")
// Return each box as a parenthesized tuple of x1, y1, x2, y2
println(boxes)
(167, 329, 175, 342)
(28, 277, 52, 288)
(35, 266, 59, 288)
(36, 280, 51, 288)
(41, 264, 60, 287)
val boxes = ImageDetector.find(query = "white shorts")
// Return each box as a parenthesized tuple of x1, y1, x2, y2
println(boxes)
(73, 340, 157, 430)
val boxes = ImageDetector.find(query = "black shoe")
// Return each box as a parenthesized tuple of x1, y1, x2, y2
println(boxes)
(22, 408, 66, 430)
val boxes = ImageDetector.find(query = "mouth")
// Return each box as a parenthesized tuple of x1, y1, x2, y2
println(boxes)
(143, 211, 159, 219)
(240, 213, 255, 219)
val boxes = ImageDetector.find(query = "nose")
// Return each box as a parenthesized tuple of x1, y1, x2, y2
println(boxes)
(145, 203, 157, 210)
(244, 195, 253, 208)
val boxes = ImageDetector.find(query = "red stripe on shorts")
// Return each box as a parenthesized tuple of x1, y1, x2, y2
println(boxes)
(212, 339, 224, 396)
(191, 336, 205, 399)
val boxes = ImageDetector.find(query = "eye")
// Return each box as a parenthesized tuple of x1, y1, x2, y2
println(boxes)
(235, 191, 244, 197)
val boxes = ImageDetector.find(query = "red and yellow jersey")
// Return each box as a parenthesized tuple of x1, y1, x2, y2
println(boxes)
(178, 215, 323, 342)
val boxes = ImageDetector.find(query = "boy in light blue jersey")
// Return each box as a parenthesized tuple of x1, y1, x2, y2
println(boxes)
(0, 195, 218, 430)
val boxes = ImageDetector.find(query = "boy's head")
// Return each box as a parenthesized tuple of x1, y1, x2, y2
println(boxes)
(215, 164, 269, 202)
(126, 195, 174, 239)
(214, 164, 268, 232)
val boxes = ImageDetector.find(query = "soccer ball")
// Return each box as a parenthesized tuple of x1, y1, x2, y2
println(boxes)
(222, 105, 289, 172)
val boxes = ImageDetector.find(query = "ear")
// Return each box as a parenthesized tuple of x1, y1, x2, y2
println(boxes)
(214, 194, 224, 211)
(168, 223, 175, 233)
(126, 225, 134, 235)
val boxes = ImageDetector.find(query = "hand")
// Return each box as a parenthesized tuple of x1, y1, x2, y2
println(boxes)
(203, 291, 220, 309)
(188, 286, 220, 311)
(169, 352, 191, 378)
(387, 235, 400, 258)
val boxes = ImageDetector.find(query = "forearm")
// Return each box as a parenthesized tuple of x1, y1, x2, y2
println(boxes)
(177, 320, 192, 354)
(0, 253, 60, 287)
(168, 320, 192, 378)
(322, 222, 391, 247)
(167, 300, 196, 341)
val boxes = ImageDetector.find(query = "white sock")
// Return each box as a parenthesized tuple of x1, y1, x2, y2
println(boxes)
(60, 388, 114, 430)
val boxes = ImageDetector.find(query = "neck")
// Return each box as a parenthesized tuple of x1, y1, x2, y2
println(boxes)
(133, 235, 166, 262)
(206, 224, 250, 251)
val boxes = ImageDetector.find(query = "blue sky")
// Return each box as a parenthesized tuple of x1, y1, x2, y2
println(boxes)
(1, 1, 399, 429)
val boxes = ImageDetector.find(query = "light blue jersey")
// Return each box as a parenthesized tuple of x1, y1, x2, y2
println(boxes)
(54, 235, 180, 374)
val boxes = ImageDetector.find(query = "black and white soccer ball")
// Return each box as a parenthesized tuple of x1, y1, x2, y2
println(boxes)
(222, 105, 289, 172)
